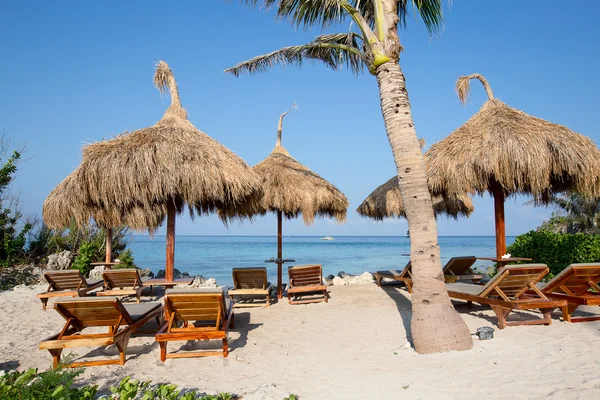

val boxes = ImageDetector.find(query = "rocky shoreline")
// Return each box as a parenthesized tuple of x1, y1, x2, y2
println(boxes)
(2, 250, 377, 292)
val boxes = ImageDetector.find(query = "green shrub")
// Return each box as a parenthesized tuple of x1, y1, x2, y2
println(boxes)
(115, 249, 137, 269)
(0, 367, 97, 399)
(71, 242, 98, 277)
(105, 377, 237, 399)
(507, 230, 600, 276)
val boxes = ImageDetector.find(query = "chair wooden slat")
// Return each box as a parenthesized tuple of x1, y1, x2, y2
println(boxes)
(156, 290, 234, 361)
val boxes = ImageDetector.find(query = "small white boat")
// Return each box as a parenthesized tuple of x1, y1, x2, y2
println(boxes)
(321, 236, 334, 241)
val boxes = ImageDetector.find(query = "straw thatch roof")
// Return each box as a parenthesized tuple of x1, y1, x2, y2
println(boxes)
(357, 175, 474, 220)
(43, 168, 166, 231)
(71, 61, 262, 228)
(426, 74, 600, 201)
(232, 105, 348, 224)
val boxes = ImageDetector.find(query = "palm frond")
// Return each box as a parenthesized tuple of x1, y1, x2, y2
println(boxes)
(237, 1, 443, 34)
(225, 32, 367, 76)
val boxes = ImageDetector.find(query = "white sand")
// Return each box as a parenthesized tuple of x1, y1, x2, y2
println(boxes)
(1, 283, 599, 399)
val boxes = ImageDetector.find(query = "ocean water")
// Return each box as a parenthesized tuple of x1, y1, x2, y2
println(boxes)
(128, 235, 516, 286)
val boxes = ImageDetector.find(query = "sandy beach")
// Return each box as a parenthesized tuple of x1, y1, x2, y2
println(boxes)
(1, 283, 599, 399)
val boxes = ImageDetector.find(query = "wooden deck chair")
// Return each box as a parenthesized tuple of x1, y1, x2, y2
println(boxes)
(228, 267, 272, 307)
(443, 256, 483, 283)
(156, 288, 234, 361)
(537, 263, 600, 322)
(373, 261, 412, 292)
(39, 297, 163, 368)
(97, 269, 144, 303)
(37, 270, 103, 310)
(446, 264, 568, 329)
(287, 265, 328, 305)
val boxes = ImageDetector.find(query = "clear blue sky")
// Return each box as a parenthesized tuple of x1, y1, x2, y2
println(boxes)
(2, 1, 599, 236)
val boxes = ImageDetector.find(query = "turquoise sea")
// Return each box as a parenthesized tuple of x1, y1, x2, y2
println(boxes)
(128, 236, 516, 286)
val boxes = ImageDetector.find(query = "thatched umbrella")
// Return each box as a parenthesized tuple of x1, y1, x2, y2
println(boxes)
(426, 74, 600, 259)
(357, 175, 474, 220)
(245, 105, 348, 298)
(73, 61, 262, 281)
(43, 168, 166, 263)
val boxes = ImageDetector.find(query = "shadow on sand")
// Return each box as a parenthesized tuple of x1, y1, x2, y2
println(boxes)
(379, 285, 414, 343)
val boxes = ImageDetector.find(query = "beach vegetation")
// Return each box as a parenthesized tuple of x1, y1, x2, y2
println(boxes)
(0, 366, 97, 400)
(227, 0, 473, 353)
(0, 140, 32, 269)
(507, 230, 600, 277)
(533, 194, 600, 234)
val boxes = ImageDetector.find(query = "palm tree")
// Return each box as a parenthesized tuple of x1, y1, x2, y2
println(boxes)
(226, 0, 473, 353)
(532, 194, 600, 234)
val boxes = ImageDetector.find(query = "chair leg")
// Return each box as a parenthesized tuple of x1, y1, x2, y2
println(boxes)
(159, 342, 167, 362)
(222, 338, 229, 358)
(467, 301, 473, 309)
(48, 349, 62, 369)
(265, 295, 270, 307)
(490, 305, 510, 329)
(376, 276, 382, 287)
(40, 298, 49, 311)
(539, 308, 553, 325)
(324, 291, 328, 303)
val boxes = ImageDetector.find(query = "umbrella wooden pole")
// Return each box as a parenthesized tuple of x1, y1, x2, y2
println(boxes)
(277, 210, 283, 299)
(492, 182, 507, 262)
(166, 201, 176, 282)
(105, 228, 113, 266)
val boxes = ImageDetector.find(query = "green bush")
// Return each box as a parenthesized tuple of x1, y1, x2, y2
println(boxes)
(71, 242, 99, 277)
(0, 367, 97, 399)
(115, 249, 137, 269)
(507, 230, 600, 276)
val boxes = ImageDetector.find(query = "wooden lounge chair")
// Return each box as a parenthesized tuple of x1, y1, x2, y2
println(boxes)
(536, 263, 600, 322)
(287, 265, 328, 305)
(373, 261, 412, 292)
(97, 269, 144, 303)
(446, 264, 568, 329)
(228, 267, 272, 307)
(37, 270, 103, 310)
(443, 256, 483, 283)
(156, 288, 234, 360)
(39, 297, 163, 367)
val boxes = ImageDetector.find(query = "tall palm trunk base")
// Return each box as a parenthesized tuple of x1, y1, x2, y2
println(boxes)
(375, 61, 473, 353)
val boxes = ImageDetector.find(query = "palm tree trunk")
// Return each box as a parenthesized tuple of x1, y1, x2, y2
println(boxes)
(375, 61, 473, 353)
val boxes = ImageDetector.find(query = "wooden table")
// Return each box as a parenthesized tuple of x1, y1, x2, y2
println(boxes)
(90, 262, 122, 270)
(142, 277, 194, 294)
(265, 258, 296, 299)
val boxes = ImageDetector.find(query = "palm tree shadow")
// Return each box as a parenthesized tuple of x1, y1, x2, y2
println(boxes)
(380, 285, 414, 343)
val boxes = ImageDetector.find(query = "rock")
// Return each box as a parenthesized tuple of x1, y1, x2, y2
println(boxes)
(323, 276, 334, 286)
(337, 271, 352, 279)
(156, 268, 188, 279)
(138, 268, 154, 278)
(355, 271, 374, 284)
(332, 276, 347, 286)
(189, 276, 219, 288)
(46, 251, 73, 270)
(242, 383, 293, 400)
(87, 265, 105, 281)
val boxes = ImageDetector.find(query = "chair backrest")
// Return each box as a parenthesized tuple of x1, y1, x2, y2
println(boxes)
(288, 265, 323, 287)
(443, 256, 477, 276)
(54, 297, 132, 328)
(164, 291, 225, 328)
(232, 268, 268, 290)
(103, 269, 141, 289)
(44, 270, 86, 291)
(542, 263, 600, 296)
(478, 264, 549, 299)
